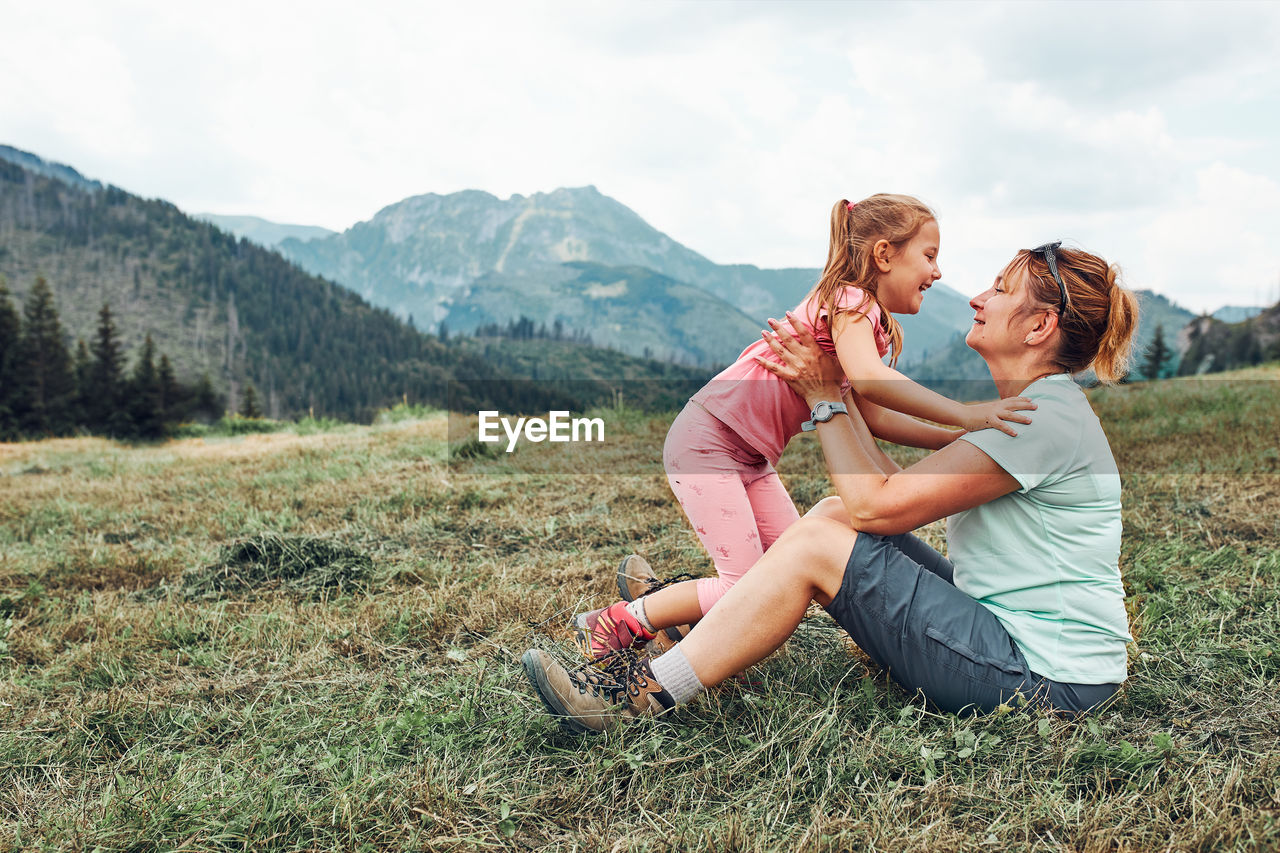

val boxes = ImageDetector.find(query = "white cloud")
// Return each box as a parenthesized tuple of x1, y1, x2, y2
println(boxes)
(1136, 163, 1280, 311)
(1, 0, 1277, 313)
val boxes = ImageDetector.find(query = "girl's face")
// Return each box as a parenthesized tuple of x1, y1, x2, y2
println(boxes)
(965, 263, 1032, 356)
(877, 219, 942, 315)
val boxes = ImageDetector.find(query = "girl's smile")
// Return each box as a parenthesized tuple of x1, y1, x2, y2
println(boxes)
(878, 219, 942, 315)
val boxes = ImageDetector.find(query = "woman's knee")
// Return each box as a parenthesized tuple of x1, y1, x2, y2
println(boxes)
(804, 495, 850, 524)
(766, 516, 857, 602)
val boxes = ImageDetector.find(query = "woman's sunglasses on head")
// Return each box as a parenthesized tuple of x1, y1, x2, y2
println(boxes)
(1030, 241, 1069, 315)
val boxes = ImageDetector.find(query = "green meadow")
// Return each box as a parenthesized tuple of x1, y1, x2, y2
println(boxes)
(2, 371, 1278, 851)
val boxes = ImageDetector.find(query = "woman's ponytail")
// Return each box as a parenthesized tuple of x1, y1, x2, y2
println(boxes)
(1092, 266, 1139, 384)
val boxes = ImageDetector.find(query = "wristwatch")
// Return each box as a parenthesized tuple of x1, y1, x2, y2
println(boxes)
(801, 400, 848, 432)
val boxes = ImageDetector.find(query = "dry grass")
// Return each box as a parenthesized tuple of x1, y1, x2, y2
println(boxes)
(1, 376, 1278, 851)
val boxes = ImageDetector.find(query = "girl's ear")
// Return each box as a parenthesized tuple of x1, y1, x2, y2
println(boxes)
(872, 239, 893, 273)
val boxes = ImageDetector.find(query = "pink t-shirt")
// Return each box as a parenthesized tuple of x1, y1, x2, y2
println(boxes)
(690, 287, 890, 466)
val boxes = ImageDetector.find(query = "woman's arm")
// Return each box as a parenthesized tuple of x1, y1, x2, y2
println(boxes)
(758, 316, 1021, 535)
(830, 311, 1032, 436)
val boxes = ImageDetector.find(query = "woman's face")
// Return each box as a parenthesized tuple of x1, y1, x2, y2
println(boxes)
(877, 219, 942, 315)
(964, 263, 1032, 356)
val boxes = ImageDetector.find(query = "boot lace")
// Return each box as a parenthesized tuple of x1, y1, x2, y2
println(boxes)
(638, 571, 699, 597)
(566, 649, 637, 702)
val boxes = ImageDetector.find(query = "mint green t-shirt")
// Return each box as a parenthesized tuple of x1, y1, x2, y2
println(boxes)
(949, 374, 1131, 684)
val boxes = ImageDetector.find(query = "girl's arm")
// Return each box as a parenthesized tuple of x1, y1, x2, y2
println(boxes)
(828, 310, 1032, 436)
(758, 319, 1021, 535)
(839, 389, 903, 476)
(846, 389, 965, 451)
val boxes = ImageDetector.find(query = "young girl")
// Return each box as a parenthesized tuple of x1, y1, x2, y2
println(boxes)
(575, 194, 1034, 661)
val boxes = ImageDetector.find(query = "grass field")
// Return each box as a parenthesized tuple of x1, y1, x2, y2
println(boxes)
(2, 371, 1279, 851)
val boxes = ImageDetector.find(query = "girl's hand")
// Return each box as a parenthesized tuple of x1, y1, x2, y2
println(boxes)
(754, 312, 845, 406)
(961, 397, 1036, 437)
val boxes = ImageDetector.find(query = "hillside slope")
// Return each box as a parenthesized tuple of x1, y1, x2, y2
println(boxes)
(1178, 302, 1280, 375)
(0, 158, 527, 419)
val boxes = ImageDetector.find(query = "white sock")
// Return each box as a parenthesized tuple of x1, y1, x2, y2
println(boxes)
(626, 598, 656, 634)
(648, 645, 705, 705)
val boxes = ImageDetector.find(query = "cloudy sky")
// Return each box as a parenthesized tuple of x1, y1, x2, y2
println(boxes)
(3, 0, 1278, 313)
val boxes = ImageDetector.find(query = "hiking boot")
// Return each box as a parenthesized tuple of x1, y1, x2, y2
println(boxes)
(521, 648, 676, 734)
(616, 553, 661, 602)
(646, 622, 691, 656)
(616, 554, 696, 652)
(572, 600, 654, 661)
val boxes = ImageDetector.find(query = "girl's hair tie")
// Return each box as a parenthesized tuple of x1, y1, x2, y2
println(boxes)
(847, 201, 857, 212)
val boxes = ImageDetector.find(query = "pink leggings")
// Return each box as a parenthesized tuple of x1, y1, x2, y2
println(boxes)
(663, 403, 801, 615)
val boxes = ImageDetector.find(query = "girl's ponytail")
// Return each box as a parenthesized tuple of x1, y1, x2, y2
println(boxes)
(826, 199, 854, 273)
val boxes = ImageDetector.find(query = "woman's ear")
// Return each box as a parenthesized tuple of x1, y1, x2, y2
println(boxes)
(1023, 309, 1060, 346)
(873, 239, 893, 273)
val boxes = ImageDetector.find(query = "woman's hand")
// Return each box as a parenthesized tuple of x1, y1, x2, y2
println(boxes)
(754, 311, 845, 406)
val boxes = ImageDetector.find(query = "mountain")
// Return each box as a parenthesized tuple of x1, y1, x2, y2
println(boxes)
(446, 261, 760, 367)
(1211, 305, 1266, 324)
(0, 145, 103, 193)
(451, 333, 712, 412)
(0, 152, 551, 420)
(1178, 302, 1280, 376)
(195, 214, 335, 249)
(277, 185, 975, 366)
(0, 145, 730, 421)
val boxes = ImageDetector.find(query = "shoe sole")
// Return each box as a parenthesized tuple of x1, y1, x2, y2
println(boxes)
(617, 554, 653, 603)
(520, 650, 597, 736)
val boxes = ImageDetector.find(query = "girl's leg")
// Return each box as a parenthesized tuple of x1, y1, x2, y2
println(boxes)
(644, 468, 764, 627)
(680, 468, 801, 615)
(745, 469, 802, 552)
(648, 403, 776, 627)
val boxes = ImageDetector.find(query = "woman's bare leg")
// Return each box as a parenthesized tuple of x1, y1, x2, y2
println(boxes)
(673, 515, 856, 686)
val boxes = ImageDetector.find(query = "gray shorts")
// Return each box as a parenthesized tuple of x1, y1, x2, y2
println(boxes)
(824, 531, 1120, 716)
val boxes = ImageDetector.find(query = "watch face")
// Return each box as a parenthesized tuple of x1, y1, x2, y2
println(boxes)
(813, 402, 831, 420)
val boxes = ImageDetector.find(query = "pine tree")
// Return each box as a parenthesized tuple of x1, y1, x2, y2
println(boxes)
(190, 372, 223, 422)
(239, 382, 263, 419)
(72, 339, 92, 429)
(0, 277, 21, 439)
(1142, 324, 1172, 380)
(157, 353, 183, 424)
(88, 303, 128, 434)
(128, 334, 165, 439)
(16, 277, 77, 436)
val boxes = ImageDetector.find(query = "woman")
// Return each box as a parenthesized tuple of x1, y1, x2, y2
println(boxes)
(522, 243, 1139, 732)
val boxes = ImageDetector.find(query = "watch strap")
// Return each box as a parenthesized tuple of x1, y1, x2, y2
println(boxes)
(801, 401, 848, 432)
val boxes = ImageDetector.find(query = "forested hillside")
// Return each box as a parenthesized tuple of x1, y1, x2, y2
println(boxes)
(1178, 303, 1280, 376)
(0, 158, 548, 422)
